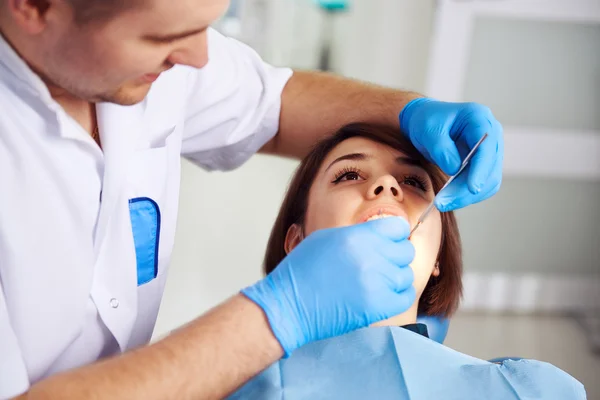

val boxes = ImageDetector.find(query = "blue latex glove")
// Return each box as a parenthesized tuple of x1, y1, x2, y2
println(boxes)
(399, 98, 504, 212)
(242, 217, 416, 357)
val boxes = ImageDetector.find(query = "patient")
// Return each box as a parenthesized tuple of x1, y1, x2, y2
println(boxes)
(264, 122, 462, 332)
(230, 123, 586, 400)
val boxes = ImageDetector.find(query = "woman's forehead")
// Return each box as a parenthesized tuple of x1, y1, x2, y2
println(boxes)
(322, 137, 408, 167)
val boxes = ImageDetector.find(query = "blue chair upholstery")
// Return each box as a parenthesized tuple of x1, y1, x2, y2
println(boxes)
(417, 315, 450, 343)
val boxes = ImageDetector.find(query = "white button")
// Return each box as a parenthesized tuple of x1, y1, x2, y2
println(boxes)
(110, 298, 119, 308)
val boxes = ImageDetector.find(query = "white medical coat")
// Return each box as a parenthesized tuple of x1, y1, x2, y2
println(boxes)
(0, 28, 292, 398)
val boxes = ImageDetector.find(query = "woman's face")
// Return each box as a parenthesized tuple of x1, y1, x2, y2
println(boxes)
(286, 137, 442, 310)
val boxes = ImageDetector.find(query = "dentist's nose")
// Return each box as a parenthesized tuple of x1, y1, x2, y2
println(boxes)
(167, 31, 209, 69)
(366, 175, 403, 200)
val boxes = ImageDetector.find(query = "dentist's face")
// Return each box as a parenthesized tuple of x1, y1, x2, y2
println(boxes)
(26, 0, 229, 104)
(299, 137, 443, 302)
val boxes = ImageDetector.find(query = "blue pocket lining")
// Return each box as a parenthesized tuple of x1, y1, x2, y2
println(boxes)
(128, 197, 161, 286)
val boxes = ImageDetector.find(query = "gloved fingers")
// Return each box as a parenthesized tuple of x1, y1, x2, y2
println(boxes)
(463, 117, 503, 194)
(375, 237, 415, 267)
(434, 170, 469, 211)
(424, 130, 462, 176)
(436, 174, 501, 212)
(434, 144, 503, 212)
(391, 285, 416, 312)
(371, 261, 416, 316)
(413, 142, 436, 168)
(361, 216, 411, 242)
(379, 261, 415, 294)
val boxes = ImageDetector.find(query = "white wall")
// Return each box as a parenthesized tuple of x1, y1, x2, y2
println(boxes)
(331, 0, 436, 90)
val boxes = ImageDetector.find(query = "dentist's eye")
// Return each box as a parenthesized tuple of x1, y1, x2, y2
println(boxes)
(401, 174, 429, 191)
(332, 166, 364, 184)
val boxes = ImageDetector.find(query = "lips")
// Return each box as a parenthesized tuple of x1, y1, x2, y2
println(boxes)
(141, 65, 173, 84)
(141, 73, 161, 83)
(358, 205, 409, 224)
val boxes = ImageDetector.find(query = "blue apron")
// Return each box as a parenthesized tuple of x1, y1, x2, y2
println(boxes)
(229, 326, 586, 400)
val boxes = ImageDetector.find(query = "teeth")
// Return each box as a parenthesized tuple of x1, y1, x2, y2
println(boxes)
(366, 214, 395, 222)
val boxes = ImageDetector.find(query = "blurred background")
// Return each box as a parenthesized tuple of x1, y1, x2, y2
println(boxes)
(153, 0, 600, 397)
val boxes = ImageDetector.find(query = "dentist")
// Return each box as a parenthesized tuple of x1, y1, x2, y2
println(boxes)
(0, 0, 503, 399)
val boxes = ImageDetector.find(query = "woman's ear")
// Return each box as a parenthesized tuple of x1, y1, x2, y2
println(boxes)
(284, 224, 304, 254)
(432, 261, 440, 277)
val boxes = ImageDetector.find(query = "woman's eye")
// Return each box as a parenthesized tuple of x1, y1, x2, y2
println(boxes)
(401, 176, 428, 191)
(341, 172, 361, 181)
(332, 169, 364, 184)
(403, 178, 420, 188)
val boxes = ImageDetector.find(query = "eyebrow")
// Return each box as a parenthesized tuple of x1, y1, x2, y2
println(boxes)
(324, 152, 426, 172)
(143, 27, 207, 43)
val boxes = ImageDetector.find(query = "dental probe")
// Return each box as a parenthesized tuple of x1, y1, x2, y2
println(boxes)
(408, 133, 488, 239)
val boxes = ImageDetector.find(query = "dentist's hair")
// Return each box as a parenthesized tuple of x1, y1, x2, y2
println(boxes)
(263, 123, 463, 317)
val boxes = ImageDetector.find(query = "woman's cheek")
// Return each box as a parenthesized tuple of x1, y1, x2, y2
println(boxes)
(305, 194, 355, 233)
(409, 215, 443, 292)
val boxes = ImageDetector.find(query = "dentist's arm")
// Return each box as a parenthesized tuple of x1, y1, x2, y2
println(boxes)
(261, 70, 420, 159)
(16, 218, 415, 400)
(18, 295, 283, 400)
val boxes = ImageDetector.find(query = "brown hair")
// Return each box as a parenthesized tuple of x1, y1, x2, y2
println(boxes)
(263, 123, 463, 317)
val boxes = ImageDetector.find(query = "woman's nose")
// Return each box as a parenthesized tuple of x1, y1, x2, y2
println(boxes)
(367, 175, 403, 200)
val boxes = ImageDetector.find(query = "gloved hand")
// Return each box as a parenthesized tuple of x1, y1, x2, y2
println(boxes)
(242, 217, 416, 357)
(399, 98, 504, 212)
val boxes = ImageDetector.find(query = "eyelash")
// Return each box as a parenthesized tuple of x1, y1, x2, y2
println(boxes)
(403, 174, 430, 191)
(331, 166, 430, 191)
(332, 166, 363, 183)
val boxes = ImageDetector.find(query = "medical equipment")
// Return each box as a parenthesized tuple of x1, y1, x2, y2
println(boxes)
(409, 133, 488, 238)
(399, 99, 502, 211)
(229, 325, 586, 399)
(315, 0, 350, 71)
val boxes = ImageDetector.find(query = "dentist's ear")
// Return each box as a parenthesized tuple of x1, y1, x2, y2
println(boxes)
(8, 0, 53, 34)
(284, 223, 304, 254)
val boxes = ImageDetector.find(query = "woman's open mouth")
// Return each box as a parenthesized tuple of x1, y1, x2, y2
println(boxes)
(359, 206, 409, 223)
